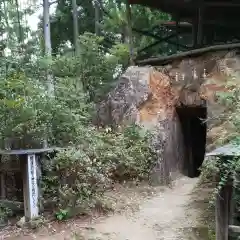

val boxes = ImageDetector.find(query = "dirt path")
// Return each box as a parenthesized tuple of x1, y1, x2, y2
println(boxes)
(5, 176, 210, 240)
(81, 176, 199, 240)
(46, 176, 200, 240)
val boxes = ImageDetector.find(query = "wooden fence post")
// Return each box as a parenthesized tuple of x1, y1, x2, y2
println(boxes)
(215, 179, 233, 240)
(22, 154, 40, 221)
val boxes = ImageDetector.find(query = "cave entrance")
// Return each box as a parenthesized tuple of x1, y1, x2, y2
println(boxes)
(176, 105, 207, 178)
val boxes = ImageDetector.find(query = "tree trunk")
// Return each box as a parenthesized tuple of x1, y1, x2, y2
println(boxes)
(94, 0, 101, 36)
(3, 0, 10, 52)
(15, 0, 23, 46)
(43, 0, 54, 147)
(125, 0, 134, 65)
(72, 0, 79, 54)
(43, 0, 52, 57)
(43, 0, 54, 96)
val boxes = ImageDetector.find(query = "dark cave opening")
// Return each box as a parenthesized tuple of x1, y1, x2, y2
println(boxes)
(176, 106, 207, 178)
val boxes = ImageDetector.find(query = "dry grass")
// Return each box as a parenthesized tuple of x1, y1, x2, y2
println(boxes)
(101, 181, 163, 214)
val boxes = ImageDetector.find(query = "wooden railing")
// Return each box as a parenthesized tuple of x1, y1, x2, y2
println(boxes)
(215, 179, 234, 240)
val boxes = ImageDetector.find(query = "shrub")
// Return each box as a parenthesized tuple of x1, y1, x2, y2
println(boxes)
(0, 33, 128, 148)
(41, 124, 157, 219)
(0, 33, 156, 221)
(201, 73, 240, 220)
(0, 70, 53, 148)
(0, 204, 13, 226)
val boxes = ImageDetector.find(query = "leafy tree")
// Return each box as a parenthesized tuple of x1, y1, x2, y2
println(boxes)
(50, 0, 95, 53)
(48, 0, 171, 56)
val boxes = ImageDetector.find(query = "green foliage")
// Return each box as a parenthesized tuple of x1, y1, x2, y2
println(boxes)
(0, 33, 128, 148)
(0, 25, 156, 222)
(55, 209, 69, 221)
(52, 33, 128, 102)
(49, 0, 172, 58)
(50, 0, 95, 53)
(102, 2, 172, 57)
(0, 204, 13, 225)
(201, 75, 240, 216)
(41, 124, 157, 219)
(0, 32, 158, 220)
(207, 229, 216, 240)
(0, 70, 53, 148)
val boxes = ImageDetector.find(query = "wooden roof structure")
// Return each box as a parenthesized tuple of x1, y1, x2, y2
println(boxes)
(206, 144, 240, 157)
(128, 0, 240, 65)
(128, 0, 240, 25)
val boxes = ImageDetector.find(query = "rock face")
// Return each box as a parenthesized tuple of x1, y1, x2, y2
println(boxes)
(97, 50, 240, 183)
(97, 66, 184, 184)
(96, 66, 151, 127)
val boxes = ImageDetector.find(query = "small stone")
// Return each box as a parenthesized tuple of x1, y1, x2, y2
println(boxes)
(16, 216, 26, 228)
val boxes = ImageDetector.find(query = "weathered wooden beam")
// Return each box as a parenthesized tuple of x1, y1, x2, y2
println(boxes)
(133, 30, 180, 60)
(135, 40, 166, 61)
(229, 225, 240, 235)
(136, 37, 191, 61)
(215, 183, 231, 240)
(0, 173, 5, 198)
(160, 21, 192, 28)
(205, 2, 240, 7)
(132, 28, 190, 50)
(152, 21, 192, 29)
(136, 42, 240, 66)
(0, 200, 24, 212)
(228, 183, 234, 225)
(137, 40, 163, 55)
(197, 0, 204, 47)
(192, 17, 198, 48)
(133, 28, 176, 41)
(175, 15, 180, 51)
(21, 154, 40, 221)
(160, 39, 189, 50)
